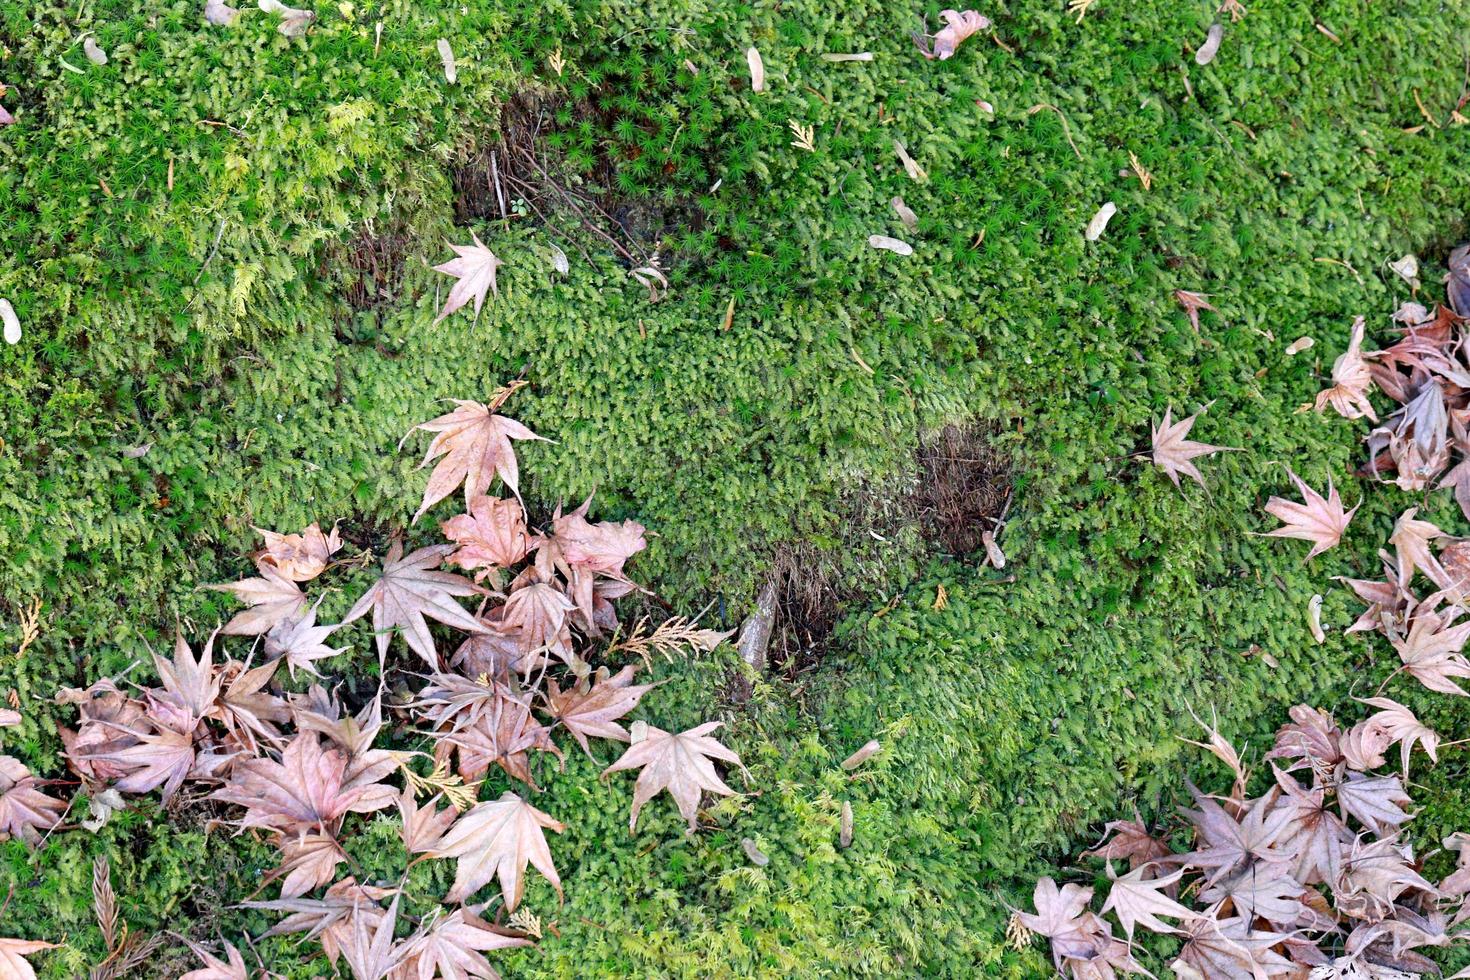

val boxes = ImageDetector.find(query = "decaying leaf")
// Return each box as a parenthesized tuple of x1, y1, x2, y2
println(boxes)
(1389, 253, 1420, 288)
(1195, 23, 1224, 65)
(893, 139, 928, 182)
(1263, 468, 1358, 558)
(402, 395, 547, 519)
(891, 196, 918, 232)
(746, 47, 764, 92)
(1449, 243, 1470, 316)
(432, 233, 503, 324)
(264, 598, 347, 679)
(867, 234, 913, 256)
(205, 563, 308, 636)
(437, 39, 457, 84)
(841, 740, 881, 770)
(1084, 202, 1117, 241)
(602, 721, 745, 833)
(543, 666, 655, 755)
(427, 791, 565, 907)
(396, 907, 532, 980)
(0, 938, 59, 980)
(178, 938, 249, 980)
(1099, 863, 1196, 940)
(0, 755, 66, 844)
(1174, 290, 1217, 333)
(258, 0, 314, 37)
(914, 9, 991, 60)
(253, 521, 341, 582)
(441, 494, 531, 583)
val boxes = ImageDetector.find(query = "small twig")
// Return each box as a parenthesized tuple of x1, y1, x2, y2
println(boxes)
(1027, 103, 1083, 160)
(193, 219, 227, 285)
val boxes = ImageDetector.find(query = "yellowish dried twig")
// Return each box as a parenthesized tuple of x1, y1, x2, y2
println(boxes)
(399, 757, 480, 811)
(788, 119, 816, 152)
(1127, 151, 1153, 191)
(604, 616, 732, 664)
(1067, 0, 1098, 22)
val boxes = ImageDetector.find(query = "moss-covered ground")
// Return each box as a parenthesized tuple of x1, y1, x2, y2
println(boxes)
(3, 0, 1470, 975)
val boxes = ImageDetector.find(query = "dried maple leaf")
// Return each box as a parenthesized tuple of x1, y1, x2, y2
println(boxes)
(1198, 865, 1308, 927)
(212, 656, 289, 754)
(397, 908, 532, 979)
(179, 937, 249, 980)
(206, 563, 308, 636)
(402, 397, 547, 520)
(254, 521, 341, 582)
(544, 665, 656, 756)
(1388, 508, 1449, 590)
(601, 721, 744, 833)
(1174, 289, 1217, 333)
(1268, 769, 1349, 886)
(1350, 697, 1439, 776)
(1176, 784, 1289, 885)
(341, 539, 488, 670)
(1262, 468, 1358, 558)
(442, 495, 531, 585)
(427, 791, 565, 907)
(1316, 316, 1378, 422)
(433, 690, 562, 786)
(245, 877, 396, 966)
(433, 233, 503, 324)
(498, 579, 576, 664)
(211, 732, 377, 835)
(271, 830, 348, 899)
(0, 938, 59, 980)
(1266, 704, 1343, 773)
(1014, 877, 1094, 950)
(265, 598, 347, 679)
(1387, 594, 1470, 696)
(1334, 836, 1438, 922)
(914, 9, 990, 60)
(1449, 243, 1470, 318)
(145, 632, 223, 734)
(1172, 915, 1297, 979)
(1335, 772, 1413, 836)
(1099, 863, 1196, 940)
(339, 892, 408, 980)
(397, 789, 458, 854)
(1081, 816, 1171, 871)
(1149, 406, 1236, 489)
(0, 756, 66, 844)
(85, 724, 197, 799)
(1368, 379, 1451, 491)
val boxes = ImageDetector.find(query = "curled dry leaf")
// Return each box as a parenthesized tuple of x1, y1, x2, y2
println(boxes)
(548, 243, 569, 276)
(1, 298, 18, 345)
(741, 837, 769, 866)
(437, 39, 457, 83)
(841, 740, 881, 770)
(432, 233, 502, 324)
(0, 755, 66, 844)
(630, 264, 668, 301)
(839, 800, 853, 847)
(1263, 468, 1358, 558)
(1308, 593, 1326, 643)
(1389, 253, 1420, 288)
(1287, 336, 1315, 355)
(891, 196, 918, 232)
(602, 721, 745, 832)
(982, 529, 1006, 568)
(0, 939, 59, 980)
(1315, 317, 1377, 422)
(914, 9, 991, 61)
(0, 708, 18, 727)
(254, 521, 341, 582)
(1449, 243, 1470, 317)
(893, 139, 928, 182)
(821, 52, 873, 62)
(83, 37, 107, 66)
(745, 47, 764, 92)
(867, 234, 913, 256)
(1195, 23, 1224, 65)
(1084, 201, 1117, 241)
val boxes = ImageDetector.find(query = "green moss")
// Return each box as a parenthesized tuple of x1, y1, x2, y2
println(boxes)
(2, 0, 1470, 975)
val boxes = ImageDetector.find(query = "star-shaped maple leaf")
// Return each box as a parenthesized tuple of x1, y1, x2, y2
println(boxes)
(1099, 863, 1196, 940)
(544, 665, 657, 756)
(601, 721, 745, 833)
(433, 232, 503, 324)
(0, 756, 66, 845)
(427, 791, 566, 907)
(265, 597, 348, 680)
(1149, 406, 1237, 489)
(205, 562, 308, 636)
(1174, 289, 1218, 332)
(1262, 467, 1358, 558)
(179, 938, 249, 980)
(397, 907, 531, 979)
(401, 396, 548, 521)
(341, 539, 488, 669)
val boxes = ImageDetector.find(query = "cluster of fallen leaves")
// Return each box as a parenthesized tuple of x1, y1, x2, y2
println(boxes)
(0, 385, 745, 979)
(1025, 258, 1470, 978)
(1014, 701, 1468, 979)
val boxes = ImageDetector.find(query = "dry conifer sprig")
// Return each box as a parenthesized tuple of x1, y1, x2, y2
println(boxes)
(28, 389, 746, 978)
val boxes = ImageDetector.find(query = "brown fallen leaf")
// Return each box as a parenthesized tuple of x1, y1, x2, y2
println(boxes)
(402, 395, 547, 520)
(1099, 863, 1196, 940)
(913, 9, 991, 60)
(1262, 468, 1358, 558)
(427, 791, 565, 907)
(206, 563, 308, 636)
(441, 494, 531, 584)
(0, 938, 59, 980)
(432, 233, 503, 324)
(341, 538, 488, 669)
(601, 721, 745, 833)
(178, 938, 248, 980)
(253, 521, 341, 582)
(1173, 290, 1217, 333)
(543, 666, 656, 756)
(1149, 406, 1238, 489)
(0, 755, 66, 844)
(1315, 316, 1377, 422)
(397, 907, 532, 979)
